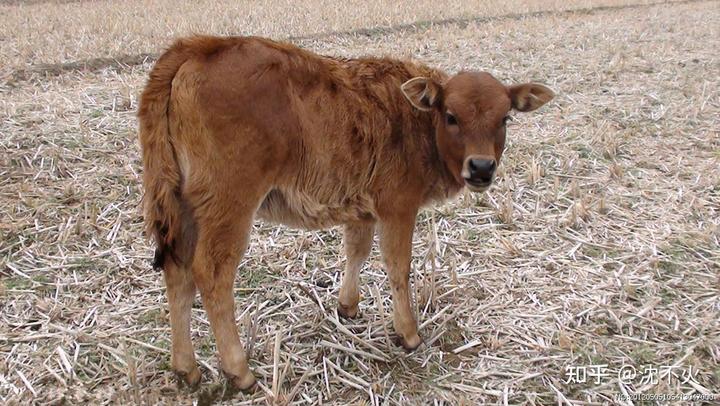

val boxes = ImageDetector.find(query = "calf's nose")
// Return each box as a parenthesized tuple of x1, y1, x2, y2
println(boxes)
(468, 158, 496, 182)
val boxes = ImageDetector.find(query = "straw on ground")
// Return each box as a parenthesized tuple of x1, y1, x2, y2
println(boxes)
(0, 0, 718, 404)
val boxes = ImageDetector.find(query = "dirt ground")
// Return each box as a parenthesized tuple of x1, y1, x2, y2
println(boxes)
(0, 0, 718, 405)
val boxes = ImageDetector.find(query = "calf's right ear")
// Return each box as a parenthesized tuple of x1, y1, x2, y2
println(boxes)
(401, 77, 442, 111)
(509, 83, 555, 112)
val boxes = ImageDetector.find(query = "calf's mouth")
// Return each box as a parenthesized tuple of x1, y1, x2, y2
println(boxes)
(464, 178, 492, 192)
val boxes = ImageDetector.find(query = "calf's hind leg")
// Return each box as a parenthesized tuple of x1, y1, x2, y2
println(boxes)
(163, 258, 201, 387)
(191, 209, 258, 391)
(338, 222, 375, 318)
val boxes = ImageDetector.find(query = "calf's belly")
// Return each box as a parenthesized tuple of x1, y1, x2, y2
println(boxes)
(256, 189, 376, 229)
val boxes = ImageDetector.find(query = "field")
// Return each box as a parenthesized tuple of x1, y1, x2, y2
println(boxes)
(1, 0, 719, 404)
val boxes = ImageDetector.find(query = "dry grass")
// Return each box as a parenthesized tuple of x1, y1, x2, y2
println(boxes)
(1, 0, 719, 405)
(0, 0, 672, 76)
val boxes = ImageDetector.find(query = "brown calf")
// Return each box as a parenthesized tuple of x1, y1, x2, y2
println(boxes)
(138, 35, 554, 390)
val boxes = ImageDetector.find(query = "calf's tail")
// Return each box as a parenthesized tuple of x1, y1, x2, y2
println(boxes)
(138, 36, 232, 269)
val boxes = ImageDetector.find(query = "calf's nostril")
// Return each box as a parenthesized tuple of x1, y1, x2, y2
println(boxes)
(468, 159, 478, 173)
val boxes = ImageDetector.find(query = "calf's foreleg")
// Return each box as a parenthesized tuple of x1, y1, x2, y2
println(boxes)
(379, 216, 422, 350)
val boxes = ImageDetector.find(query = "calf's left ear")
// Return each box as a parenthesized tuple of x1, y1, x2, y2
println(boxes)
(401, 77, 443, 111)
(509, 83, 555, 112)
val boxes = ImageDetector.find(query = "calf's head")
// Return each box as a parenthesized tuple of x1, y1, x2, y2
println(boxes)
(401, 72, 554, 192)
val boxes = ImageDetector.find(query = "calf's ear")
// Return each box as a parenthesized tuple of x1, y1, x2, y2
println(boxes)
(401, 77, 442, 111)
(509, 83, 555, 112)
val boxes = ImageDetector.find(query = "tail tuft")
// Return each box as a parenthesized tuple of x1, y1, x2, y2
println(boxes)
(152, 248, 166, 270)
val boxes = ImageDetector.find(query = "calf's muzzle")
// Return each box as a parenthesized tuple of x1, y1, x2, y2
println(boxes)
(464, 156, 496, 185)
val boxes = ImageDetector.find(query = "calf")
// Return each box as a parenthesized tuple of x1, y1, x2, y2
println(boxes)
(138, 35, 554, 390)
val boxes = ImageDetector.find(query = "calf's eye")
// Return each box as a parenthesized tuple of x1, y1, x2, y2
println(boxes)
(446, 112, 458, 126)
(502, 116, 513, 125)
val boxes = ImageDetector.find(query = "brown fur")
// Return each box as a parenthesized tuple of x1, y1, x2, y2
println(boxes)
(138, 35, 554, 390)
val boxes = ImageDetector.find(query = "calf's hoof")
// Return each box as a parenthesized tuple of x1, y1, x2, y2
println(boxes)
(396, 333, 423, 352)
(337, 302, 359, 319)
(175, 367, 202, 390)
(225, 370, 256, 392)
